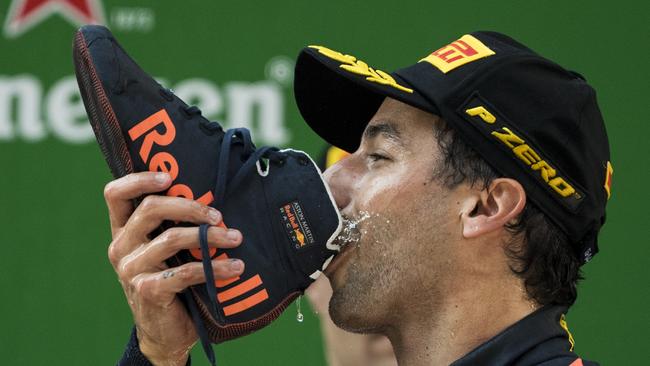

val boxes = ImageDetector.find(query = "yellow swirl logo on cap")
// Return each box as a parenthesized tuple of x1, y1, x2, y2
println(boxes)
(309, 45, 413, 93)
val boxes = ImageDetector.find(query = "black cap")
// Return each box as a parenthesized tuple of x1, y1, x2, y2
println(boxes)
(294, 31, 612, 264)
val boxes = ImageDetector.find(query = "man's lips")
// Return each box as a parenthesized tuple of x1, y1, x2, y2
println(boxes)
(324, 212, 367, 277)
(324, 240, 356, 277)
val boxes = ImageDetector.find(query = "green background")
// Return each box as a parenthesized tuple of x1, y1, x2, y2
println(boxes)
(0, 0, 648, 365)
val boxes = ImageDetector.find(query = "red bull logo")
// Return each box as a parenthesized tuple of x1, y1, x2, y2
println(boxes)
(280, 201, 315, 249)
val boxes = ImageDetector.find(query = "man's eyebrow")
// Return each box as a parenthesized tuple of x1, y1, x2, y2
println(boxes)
(363, 121, 403, 145)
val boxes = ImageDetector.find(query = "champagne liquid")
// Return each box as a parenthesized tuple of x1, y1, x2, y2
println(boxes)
(335, 211, 371, 249)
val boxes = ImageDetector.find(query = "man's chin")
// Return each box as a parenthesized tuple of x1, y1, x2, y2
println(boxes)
(328, 291, 362, 333)
(328, 284, 381, 334)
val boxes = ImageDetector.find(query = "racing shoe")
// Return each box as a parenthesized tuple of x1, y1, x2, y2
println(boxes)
(72, 25, 342, 365)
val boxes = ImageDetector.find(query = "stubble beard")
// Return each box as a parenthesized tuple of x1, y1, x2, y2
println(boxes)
(328, 214, 402, 334)
(327, 190, 452, 336)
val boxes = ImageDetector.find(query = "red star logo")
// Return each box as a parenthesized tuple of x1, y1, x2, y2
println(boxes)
(4, 0, 105, 38)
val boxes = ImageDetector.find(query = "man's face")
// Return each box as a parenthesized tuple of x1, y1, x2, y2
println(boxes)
(323, 97, 464, 333)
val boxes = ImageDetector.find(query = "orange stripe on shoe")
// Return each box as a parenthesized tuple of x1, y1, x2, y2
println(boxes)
(569, 358, 583, 366)
(222, 289, 269, 316)
(216, 276, 240, 288)
(217, 274, 263, 303)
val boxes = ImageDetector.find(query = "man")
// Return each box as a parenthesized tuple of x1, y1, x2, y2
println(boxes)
(112, 31, 610, 365)
(307, 146, 397, 366)
(292, 32, 610, 365)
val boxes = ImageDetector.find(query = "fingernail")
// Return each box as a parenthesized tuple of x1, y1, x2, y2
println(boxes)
(229, 259, 243, 271)
(227, 229, 240, 241)
(208, 208, 221, 224)
(155, 173, 169, 184)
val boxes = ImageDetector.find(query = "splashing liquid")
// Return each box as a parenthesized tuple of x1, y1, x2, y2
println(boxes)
(296, 295, 304, 323)
(335, 211, 371, 249)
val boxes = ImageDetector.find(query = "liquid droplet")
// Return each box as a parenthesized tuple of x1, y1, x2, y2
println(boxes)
(296, 295, 304, 323)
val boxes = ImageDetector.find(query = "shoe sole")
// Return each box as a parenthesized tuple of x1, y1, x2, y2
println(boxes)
(73, 29, 299, 343)
(73, 31, 133, 179)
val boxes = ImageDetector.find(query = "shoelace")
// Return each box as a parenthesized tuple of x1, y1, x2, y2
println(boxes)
(176, 104, 286, 366)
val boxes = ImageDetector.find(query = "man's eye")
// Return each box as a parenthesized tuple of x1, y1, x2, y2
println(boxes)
(368, 153, 389, 162)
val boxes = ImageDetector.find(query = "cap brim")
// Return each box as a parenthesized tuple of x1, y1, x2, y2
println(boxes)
(294, 46, 438, 152)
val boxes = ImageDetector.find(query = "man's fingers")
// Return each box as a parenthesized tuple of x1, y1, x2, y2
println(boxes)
(111, 196, 222, 262)
(124, 195, 222, 242)
(120, 226, 243, 277)
(130, 259, 245, 305)
(104, 172, 172, 235)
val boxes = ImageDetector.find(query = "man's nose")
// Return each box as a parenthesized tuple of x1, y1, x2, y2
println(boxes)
(323, 157, 357, 210)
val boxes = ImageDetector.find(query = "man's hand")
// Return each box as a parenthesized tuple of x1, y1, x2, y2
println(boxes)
(104, 172, 245, 366)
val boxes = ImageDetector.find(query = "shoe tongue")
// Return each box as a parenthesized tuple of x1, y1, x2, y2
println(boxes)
(271, 158, 341, 282)
(286, 207, 338, 279)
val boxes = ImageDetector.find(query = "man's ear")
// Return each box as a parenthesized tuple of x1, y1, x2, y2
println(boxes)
(461, 178, 526, 239)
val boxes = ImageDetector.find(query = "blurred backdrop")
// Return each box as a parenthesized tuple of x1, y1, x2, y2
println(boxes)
(0, 0, 648, 365)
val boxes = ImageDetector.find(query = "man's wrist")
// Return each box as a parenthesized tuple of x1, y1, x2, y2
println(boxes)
(139, 340, 190, 366)
(119, 327, 191, 366)
(136, 329, 191, 366)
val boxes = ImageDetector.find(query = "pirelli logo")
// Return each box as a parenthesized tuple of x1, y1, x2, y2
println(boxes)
(420, 34, 495, 73)
(490, 127, 575, 197)
(460, 94, 584, 210)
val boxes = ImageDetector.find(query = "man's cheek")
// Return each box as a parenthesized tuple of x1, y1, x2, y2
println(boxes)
(364, 163, 425, 204)
(355, 181, 404, 214)
(358, 216, 399, 262)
